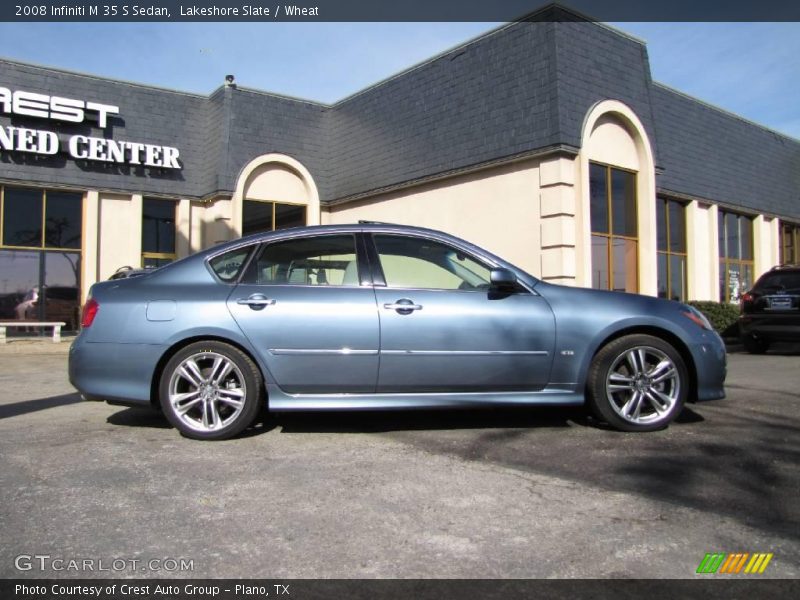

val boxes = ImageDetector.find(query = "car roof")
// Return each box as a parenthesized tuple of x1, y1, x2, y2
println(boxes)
(204, 223, 485, 257)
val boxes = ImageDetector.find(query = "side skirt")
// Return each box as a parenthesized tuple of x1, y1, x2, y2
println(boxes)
(265, 383, 584, 411)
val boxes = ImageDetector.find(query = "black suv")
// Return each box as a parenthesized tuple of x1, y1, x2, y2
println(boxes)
(739, 265, 800, 353)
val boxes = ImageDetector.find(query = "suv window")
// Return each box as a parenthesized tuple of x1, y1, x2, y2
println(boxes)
(755, 271, 800, 293)
(242, 235, 359, 286)
(373, 234, 491, 290)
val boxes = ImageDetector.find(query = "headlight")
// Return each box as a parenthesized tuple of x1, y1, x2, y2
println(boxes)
(681, 305, 713, 330)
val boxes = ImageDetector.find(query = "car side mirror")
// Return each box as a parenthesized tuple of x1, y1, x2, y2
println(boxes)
(490, 268, 517, 289)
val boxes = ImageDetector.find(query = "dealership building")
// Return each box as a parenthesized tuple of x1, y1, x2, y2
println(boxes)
(1, 9, 798, 329)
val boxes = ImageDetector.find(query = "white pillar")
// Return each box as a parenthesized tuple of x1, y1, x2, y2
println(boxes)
(81, 190, 99, 303)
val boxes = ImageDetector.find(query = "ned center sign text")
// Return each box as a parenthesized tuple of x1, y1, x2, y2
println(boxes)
(0, 87, 182, 169)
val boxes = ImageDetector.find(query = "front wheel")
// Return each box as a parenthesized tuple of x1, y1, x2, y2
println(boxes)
(587, 334, 688, 432)
(159, 341, 263, 440)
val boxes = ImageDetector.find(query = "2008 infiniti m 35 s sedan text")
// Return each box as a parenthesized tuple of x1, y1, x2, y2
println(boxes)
(69, 223, 726, 440)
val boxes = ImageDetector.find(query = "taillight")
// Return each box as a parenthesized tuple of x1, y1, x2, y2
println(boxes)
(741, 292, 753, 303)
(81, 298, 99, 328)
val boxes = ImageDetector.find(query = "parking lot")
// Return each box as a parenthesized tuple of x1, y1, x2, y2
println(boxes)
(0, 343, 798, 579)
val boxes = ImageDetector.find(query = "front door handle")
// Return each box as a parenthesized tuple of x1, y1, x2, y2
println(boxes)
(383, 299, 423, 315)
(237, 294, 276, 311)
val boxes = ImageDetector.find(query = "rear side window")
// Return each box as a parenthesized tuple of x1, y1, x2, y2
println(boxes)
(755, 272, 800, 293)
(209, 247, 253, 283)
(242, 235, 359, 286)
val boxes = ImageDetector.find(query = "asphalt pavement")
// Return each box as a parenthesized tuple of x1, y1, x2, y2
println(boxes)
(0, 342, 798, 579)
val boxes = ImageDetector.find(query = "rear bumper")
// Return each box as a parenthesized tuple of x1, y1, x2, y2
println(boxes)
(69, 334, 164, 406)
(739, 315, 800, 342)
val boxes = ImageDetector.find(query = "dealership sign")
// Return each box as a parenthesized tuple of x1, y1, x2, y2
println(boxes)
(0, 87, 181, 169)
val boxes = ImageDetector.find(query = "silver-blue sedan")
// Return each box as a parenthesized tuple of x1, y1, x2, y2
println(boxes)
(69, 223, 726, 440)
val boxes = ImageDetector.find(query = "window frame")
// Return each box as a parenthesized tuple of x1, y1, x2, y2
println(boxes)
(141, 198, 178, 267)
(589, 162, 639, 293)
(718, 210, 755, 303)
(242, 199, 308, 236)
(780, 222, 800, 265)
(0, 185, 84, 252)
(656, 197, 688, 302)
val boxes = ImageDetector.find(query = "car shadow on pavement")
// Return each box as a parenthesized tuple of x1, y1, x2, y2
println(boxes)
(382, 403, 800, 544)
(106, 407, 281, 438)
(107, 407, 171, 429)
(274, 405, 589, 434)
(0, 393, 82, 419)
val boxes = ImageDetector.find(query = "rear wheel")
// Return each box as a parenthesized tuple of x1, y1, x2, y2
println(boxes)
(741, 334, 770, 355)
(159, 341, 263, 440)
(587, 334, 687, 432)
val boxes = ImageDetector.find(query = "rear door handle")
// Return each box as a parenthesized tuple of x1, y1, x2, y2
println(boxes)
(237, 294, 276, 310)
(384, 299, 422, 314)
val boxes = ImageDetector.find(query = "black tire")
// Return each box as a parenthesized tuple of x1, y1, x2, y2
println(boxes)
(159, 341, 263, 440)
(741, 334, 770, 355)
(586, 334, 688, 432)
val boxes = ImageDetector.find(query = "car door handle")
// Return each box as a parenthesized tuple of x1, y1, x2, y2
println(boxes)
(384, 300, 423, 314)
(237, 295, 276, 310)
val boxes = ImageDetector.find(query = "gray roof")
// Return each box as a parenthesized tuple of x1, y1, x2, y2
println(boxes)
(1, 13, 798, 220)
(652, 83, 800, 218)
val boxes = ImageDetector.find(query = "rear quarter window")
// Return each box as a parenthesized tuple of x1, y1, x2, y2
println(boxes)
(209, 247, 253, 283)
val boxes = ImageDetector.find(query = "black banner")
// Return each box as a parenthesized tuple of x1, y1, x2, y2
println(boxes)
(3, 579, 800, 600)
(3, 0, 800, 23)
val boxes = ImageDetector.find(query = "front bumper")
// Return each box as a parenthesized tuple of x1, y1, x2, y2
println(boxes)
(689, 331, 727, 402)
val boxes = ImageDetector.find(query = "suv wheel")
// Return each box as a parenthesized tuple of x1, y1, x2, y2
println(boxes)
(741, 334, 770, 355)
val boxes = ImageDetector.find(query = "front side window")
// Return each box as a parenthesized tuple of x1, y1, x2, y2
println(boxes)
(718, 210, 754, 303)
(656, 197, 687, 302)
(243, 235, 358, 286)
(373, 235, 491, 291)
(142, 199, 176, 267)
(590, 163, 638, 293)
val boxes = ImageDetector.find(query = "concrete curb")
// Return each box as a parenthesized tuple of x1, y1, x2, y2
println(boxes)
(0, 339, 73, 355)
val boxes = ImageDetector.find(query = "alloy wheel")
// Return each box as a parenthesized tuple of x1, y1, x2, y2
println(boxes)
(167, 352, 247, 433)
(605, 345, 681, 426)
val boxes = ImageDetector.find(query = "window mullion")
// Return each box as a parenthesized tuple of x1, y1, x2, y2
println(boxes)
(606, 166, 613, 291)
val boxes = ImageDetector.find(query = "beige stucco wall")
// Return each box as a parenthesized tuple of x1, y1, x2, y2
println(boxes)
(96, 192, 142, 281)
(584, 114, 639, 171)
(202, 197, 234, 246)
(539, 156, 578, 285)
(326, 159, 543, 276)
(243, 163, 309, 203)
